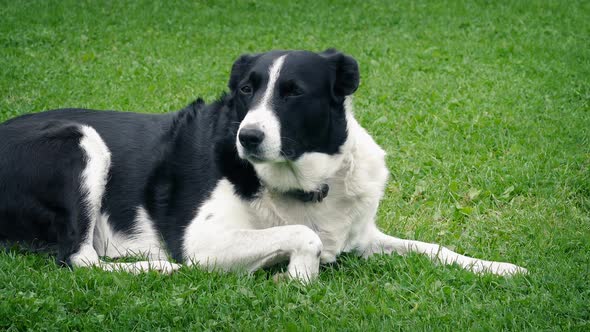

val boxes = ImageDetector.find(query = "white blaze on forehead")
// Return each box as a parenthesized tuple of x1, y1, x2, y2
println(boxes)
(237, 55, 287, 161)
(259, 54, 286, 110)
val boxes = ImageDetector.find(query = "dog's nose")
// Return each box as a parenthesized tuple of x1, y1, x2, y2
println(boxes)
(239, 126, 265, 150)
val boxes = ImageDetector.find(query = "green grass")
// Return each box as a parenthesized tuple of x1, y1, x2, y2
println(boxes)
(1, 0, 589, 330)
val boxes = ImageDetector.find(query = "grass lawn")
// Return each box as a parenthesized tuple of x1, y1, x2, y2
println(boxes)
(1, 0, 589, 330)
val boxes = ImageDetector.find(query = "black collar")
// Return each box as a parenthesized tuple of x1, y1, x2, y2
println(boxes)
(285, 183, 330, 203)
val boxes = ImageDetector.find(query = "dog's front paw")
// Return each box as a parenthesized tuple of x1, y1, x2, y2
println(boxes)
(320, 252, 337, 264)
(104, 261, 182, 274)
(272, 272, 289, 284)
(147, 261, 181, 274)
(272, 271, 316, 284)
(471, 261, 528, 276)
(493, 262, 528, 276)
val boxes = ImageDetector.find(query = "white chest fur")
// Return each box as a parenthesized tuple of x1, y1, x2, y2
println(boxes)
(247, 113, 389, 262)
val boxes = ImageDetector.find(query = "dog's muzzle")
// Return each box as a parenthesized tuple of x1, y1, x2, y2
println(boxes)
(238, 125, 265, 151)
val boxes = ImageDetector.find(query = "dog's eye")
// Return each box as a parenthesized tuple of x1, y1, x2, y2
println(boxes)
(282, 81, 304, 98)
(240, 85, 253, 95)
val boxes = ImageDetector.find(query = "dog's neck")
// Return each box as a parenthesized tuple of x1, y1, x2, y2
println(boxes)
(266, 140, 357, 204)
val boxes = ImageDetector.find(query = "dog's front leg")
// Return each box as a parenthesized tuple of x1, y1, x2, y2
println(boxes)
(184, 225, 323, 283)
(357, 224, 527, 276)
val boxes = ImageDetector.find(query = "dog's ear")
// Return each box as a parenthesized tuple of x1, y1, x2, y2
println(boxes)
(320, 49, 360, 97)
(228, 53, 260, 91)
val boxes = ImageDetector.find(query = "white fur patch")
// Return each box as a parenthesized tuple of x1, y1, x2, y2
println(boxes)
(70, 125, 111, 267)
(93, 207, 167, 260)
(183, 179, 253, 260)
(237, 55, 286, 162)
(78, 125, 111, 240)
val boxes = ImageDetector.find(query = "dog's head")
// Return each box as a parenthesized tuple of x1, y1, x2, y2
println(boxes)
(229, 49, 359, 192)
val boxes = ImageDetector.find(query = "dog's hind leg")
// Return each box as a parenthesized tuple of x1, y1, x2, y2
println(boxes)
(71, 137, 179, 274)
(359, 226, 527, 276)
(71, 133, 179, 274)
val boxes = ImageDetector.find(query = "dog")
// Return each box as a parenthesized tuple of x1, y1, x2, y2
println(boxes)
(0, 49, 526, 281)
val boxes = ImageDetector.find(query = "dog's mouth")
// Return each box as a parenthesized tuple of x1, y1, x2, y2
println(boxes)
(241, 149, 292, 164)
(242, 151, 282, 164)
(244, 153, 265, 164)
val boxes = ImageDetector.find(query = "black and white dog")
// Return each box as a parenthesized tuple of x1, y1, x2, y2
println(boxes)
(0, 49, 526, 281)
